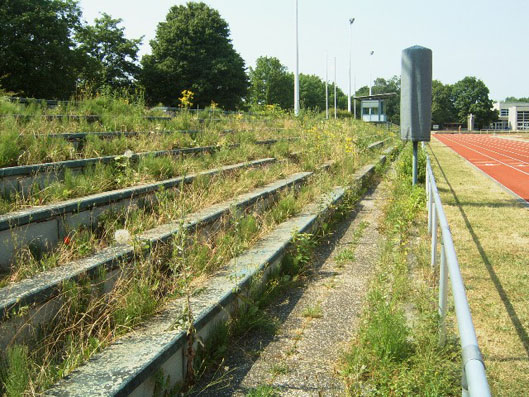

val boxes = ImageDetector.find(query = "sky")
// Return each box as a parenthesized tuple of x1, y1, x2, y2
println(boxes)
(78, 0, 529, 101)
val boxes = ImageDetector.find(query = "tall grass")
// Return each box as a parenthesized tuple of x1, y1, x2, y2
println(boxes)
(0, 105, 396, 395)
(340, 147, 459, 396)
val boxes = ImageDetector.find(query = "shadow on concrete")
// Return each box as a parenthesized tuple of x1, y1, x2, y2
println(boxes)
(430, 149, 529, 359)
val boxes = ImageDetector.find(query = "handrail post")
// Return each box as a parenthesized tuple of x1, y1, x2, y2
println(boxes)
(428, 175, 433, 233)
(431, 205, 438, 269)
(439, 240, 448, 346)
(426, 149, 490, 396)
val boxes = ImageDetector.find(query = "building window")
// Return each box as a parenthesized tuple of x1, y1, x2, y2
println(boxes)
(517, 111, 529, 130)
(500, 109, 509, 117)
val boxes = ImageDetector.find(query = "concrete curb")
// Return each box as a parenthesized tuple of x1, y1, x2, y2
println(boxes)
(0, 158, 275, 269)
(44, 154, 388, 397)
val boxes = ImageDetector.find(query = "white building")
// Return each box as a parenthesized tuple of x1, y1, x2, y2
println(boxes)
(355, 93, 397, 123)
(491, 102, 529, 131)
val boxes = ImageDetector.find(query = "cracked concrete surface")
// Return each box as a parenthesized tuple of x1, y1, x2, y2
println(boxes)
(191, 176, 389, 397)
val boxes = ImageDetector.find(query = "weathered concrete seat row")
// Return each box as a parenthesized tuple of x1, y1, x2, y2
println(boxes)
(0, 171, 313, 349)
(1, 114, 174, 122)
(0, 114, 102, 123)
(0, 137, 296, 196)
(43, 153, 390, 397)
(0, 145, 223, 197)
(44, 130, 199, 142)
(367, 138, 391, 151)
(0, 158, 276, 269)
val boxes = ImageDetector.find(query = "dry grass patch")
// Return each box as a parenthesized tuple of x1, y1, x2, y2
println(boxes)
(429, 138, 529, 396)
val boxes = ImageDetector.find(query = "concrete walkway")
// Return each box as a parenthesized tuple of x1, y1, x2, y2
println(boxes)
(191, 177, 389, 396)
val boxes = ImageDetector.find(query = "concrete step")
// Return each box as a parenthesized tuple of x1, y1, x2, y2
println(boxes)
(0, 158, 276, 269)
(43, 155, 388, 396)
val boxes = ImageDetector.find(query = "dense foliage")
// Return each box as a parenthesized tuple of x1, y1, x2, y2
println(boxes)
(0, 0, 504, 120)
(371, 76, 401, 124)
(431, 77, 498, 128)
(0, 0, 142, 99)
(141, 2, 248, 109)
(505, 96, 529, 102)
(0, 0, 83, 98)
(248, 57, 293, 109)
(76, 13, 142, 91)
(452, 76, 497, 128)
(248, 56, 347, 112)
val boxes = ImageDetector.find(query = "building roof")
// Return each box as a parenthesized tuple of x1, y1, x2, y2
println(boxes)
(353, 93, 397, 100)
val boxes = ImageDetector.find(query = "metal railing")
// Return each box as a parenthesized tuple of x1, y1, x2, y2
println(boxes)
(426, 155, 491, 397)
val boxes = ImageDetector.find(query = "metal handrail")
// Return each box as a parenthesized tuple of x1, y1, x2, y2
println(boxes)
(426, 156, 491, 397)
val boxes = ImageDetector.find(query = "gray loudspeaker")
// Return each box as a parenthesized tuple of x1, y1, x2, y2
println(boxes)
(401, 45, 432, 142)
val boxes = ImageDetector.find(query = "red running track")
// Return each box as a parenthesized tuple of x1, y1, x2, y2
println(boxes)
(434, 134, 529, 201)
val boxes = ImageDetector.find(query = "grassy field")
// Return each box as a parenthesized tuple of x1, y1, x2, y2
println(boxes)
(0, 95, 395, 395)
(428, 137, 529, 396)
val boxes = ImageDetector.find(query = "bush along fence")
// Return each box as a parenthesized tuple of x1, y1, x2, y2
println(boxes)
(426, 154, 491, 397)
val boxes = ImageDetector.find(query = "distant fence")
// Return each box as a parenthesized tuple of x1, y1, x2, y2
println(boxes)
(426, 154, 491, 397)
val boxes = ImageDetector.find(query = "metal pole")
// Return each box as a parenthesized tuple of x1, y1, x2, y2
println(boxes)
(294, 0, 300, 116)
(431, 164, 491, 396)
(334, 57, 337, 119)
(412, 141, 418, 185)
(325, 53, 329, 120)
(431, 206, 438, 268)
(348, 18, 355, 113)
(353, 75, 357, 119)
(439, 241, 448, 346)
(369, 50, 374, 95)
(427, 161, 433, 233)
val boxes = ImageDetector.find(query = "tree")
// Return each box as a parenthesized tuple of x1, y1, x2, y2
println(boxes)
(76, 13, 142, 91)
(431, 80, 457, 127)
(505, 96, 529, 103)
(248, 56, 292, 109)
(141, 2, 248, 109)
(299, 74, 326, 111)
(0, 0, 82, 99)
(452, 76, 497, 128)
(371, 76, 400, 124)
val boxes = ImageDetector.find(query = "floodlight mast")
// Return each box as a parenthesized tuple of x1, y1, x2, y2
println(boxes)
(325, 53, 329, 119)
(334, 57, 337, 119)
(369, 50, 374, 95)
(294, 0, 300, 116)
(348, 18, 355, 113)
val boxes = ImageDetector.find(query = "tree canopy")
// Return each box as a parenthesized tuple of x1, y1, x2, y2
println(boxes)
(504, 96, 529, 103)
(371, 76, 400, 124)
(141, 2, 248, 109)
(76, 13, 142, 91)
(248, 56, 292, 109)
(452, 76, 497, 128)
(0, 0, 83, 98)
(431, 79, 457, 127)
